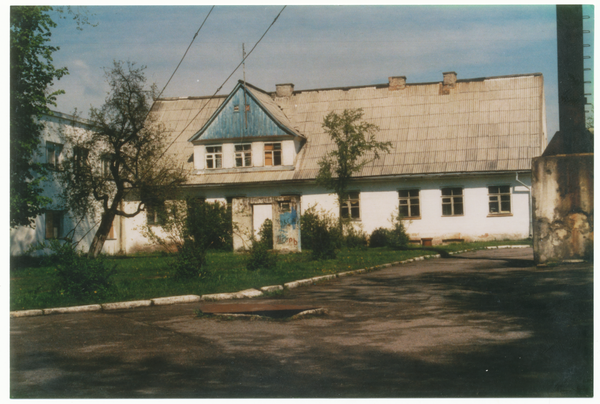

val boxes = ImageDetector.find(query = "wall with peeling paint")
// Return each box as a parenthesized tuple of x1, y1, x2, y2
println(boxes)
(532, 154, 593, 264)
(121, 172, 532, 253)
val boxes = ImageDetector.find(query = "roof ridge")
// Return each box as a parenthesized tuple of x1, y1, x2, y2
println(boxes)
(274, 72, 544, 96)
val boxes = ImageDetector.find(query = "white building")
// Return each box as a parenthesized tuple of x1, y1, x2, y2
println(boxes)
(10, 112, 124, 256)
(11, 71, 547, 255)
(124, 71, 546, 252)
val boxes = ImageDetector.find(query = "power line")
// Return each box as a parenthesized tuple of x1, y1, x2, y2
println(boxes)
(157, 5, 287, 161)
(154, 6, 215, 102)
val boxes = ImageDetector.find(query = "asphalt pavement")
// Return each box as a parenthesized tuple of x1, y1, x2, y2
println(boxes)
(10, 247, 593, 398)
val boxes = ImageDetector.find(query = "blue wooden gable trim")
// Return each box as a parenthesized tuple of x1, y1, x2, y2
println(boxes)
(189, 82, 296, 142)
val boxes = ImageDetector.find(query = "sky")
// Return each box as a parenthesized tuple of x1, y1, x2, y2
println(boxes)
(15, 4, 598, 142)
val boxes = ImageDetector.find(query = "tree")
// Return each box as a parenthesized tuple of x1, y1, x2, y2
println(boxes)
(10, 6, 68, 227)
(60, 61, 188, 258)
(315, 108, 392, 227)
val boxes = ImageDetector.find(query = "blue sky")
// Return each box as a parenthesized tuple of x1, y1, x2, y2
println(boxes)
(39, 4, 595, 141)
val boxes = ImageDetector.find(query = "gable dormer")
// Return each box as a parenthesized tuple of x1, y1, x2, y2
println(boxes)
(189, 81, 303, 143)
(189, 81, 305, 172)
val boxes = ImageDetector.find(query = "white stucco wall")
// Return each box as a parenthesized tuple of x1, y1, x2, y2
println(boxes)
(119, 172, 532, 253)
(193, 139, 297, 171)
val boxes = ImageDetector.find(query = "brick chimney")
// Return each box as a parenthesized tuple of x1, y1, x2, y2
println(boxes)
(388, 76, 406, 91)
(443, 71, 457, 87)
(275, 83, 294, 98)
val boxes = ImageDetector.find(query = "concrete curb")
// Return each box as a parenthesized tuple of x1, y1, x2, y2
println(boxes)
(10, 245, 532, 318)
(43, 304, 102, 316)
(152, 295, 202, 306)
(102, 300, 153, 311)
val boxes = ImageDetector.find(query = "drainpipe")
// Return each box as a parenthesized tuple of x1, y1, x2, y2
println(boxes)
(515, 172, 532, 238)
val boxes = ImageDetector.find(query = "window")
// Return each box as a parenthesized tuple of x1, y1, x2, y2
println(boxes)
(206, 146, 222, 169)
(340, 192, 360, 220)
(488, 186, 511, 214)
(233, 105, 240, 113)
(264, 143, 282, 166)
(101, 157, 112, 178)
(280, 202, 291, 212)
(45, 211, 63, 239)
(74, 147, 89, 173)
(46, 142, 63, 169)
(441, 188, 464, 216)
(399, 189, 420, 218)
(147, 204, 165, 225)
(235, 144, 252, 167)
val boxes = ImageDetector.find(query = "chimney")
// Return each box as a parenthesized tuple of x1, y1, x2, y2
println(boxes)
(275, 83, 294, 98)
(388, 76, 406, 91)
(443, 71, 457, 87)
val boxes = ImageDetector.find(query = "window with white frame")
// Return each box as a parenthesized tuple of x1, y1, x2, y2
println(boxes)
(441, 188, 464, 216)
(264, 143, 282, 166)
(205, 146, 222, 169)
(45, 211, 64, 239)
(235, 144, 252, 167)
(399, 189, 420, 218)
(340, 192, 360, 220)
(488, 185, 511, 214)
(46, 142, 63, 169)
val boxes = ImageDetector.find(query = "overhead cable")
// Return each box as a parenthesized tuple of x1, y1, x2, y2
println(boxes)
(157, 5, 287, 160)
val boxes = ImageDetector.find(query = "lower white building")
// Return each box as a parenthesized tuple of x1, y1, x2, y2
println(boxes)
(11, 71, 546, 255)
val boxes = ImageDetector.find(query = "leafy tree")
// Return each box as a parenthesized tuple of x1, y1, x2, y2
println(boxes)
(143, 199, 234, 279)
(315, 108, 391, 227)
(10, 6, 68, 227)
(60, 61, 188, 258)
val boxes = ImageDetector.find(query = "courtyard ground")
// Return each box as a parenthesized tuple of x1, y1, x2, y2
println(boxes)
(10, 247, 593, 398)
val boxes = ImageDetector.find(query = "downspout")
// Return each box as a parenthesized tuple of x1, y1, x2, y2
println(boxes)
(516, 172, 532, 238)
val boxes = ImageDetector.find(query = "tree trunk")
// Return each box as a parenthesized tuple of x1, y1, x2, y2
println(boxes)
(88, 210, 116, 258)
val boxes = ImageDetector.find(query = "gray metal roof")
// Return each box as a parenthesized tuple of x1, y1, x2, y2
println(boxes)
(151, 73, 547, 186)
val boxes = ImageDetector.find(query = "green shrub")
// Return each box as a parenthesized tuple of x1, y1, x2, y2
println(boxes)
(387, 211, 409, 249)
(300, 205, 339, 260)
(342, 222, 368, 249)
(54, 246, 116, 299)
(173, 244, 209, 280)
(246, 238, 278, 271)
(369, 227, 391, 248)
(257, 218, 274, 249)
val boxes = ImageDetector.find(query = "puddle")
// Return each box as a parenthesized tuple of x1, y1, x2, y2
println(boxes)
(197, 303, 326, 319)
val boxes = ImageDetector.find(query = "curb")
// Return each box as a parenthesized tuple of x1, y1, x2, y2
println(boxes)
(10, 245, 532, 318)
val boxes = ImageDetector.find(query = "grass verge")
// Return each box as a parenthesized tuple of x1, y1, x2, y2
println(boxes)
(10, 239, 531, 311)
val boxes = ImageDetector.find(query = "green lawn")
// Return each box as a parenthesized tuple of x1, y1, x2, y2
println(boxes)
(10, 239, 531, 311)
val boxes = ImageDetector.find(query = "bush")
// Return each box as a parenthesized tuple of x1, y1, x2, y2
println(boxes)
(369, 227, 390, 248)
(257, 218, 274, 249)
(300, 205, 339, 260)
(246, 238, 278, 271)
(54, 245, 116, 299)
(342, 222, 368, 249)
(387, 211, 409, 249)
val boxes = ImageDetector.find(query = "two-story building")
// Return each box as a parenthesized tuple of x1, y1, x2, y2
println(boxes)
(121, 71, 547, 252)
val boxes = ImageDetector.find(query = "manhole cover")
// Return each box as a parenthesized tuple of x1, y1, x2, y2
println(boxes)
(198, 303, 325, 319)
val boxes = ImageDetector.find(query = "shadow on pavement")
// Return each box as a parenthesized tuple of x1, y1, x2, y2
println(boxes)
(11, 257, 593, 398)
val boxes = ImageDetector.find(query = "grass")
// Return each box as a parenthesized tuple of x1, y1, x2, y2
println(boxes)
(10, 239, 531, 312)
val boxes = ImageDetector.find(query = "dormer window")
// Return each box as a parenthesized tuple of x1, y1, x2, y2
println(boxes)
(235, 144, 252, 167)
(264, 143, 282, 166)
(206, 146, 222, 169)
